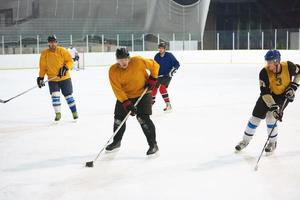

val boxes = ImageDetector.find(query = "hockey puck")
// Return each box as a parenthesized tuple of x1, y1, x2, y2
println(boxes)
(85, 161, 94, 168)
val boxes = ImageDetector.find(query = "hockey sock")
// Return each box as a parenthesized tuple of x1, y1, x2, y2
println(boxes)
(243, 116, 262, 142)
(266, 111, 278, 143)
(159, 84, 170, 103)
(65, 95, 77, 113)
(51, 92, 61, 113)
(151, 87, 158, 104)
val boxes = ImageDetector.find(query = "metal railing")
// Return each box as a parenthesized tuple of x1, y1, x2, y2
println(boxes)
(1, 29, 300, 54)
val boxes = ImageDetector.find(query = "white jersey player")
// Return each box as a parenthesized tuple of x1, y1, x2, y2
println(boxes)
(68, 46, 80, 70)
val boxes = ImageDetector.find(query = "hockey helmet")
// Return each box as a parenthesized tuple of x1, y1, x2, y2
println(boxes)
(264, 50, 281, 62)
(48, 35, 57, 42)
(158, 42, 166, 49)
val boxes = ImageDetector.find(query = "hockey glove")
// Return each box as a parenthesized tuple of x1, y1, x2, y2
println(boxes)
(145, 76, 157, 90)
(169, 67, 177, 77)
(75, 55, 79, 61)
(269, 104, 283, 122)
(36, 77, 45, 88)
(122, 100, 137, 116)
(58, 66, 68, 78)
(285, 82, 299, 102)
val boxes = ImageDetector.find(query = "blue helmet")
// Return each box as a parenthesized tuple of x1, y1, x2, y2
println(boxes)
(264, 50, 281, 62)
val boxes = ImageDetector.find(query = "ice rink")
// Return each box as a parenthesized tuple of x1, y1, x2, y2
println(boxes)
(1, 63, 300, 200)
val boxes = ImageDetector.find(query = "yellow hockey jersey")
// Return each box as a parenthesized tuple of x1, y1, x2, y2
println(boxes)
(39, 46, 74, 81)
(109, 56, 159, 102)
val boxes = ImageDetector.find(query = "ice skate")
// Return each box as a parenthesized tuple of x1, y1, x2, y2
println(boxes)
(72, 111, 78, 120)
(147, 144, 159, 157)
(265, 141, 277, 155)
(105, 141, 121, 153)
(235, 140, 249, 152)
(54, 112, 61, 122)
(163, 102, 172, 112)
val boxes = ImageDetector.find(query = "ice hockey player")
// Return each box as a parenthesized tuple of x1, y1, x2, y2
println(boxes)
(37, 35, 78, 121)
(106, 48, 160, 156)
(235, 49, 300, 153)
(152, 42, 180, 112)
(68, 45, 80, 70)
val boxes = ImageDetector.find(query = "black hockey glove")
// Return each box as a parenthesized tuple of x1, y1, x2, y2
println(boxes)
(36, 77, 45, 88)
(168, 67, 177, 77)
(122, 100, 137, 116)
(58, 66, 68, 78)
(269, 104, 283, 122)
(74, 55, 79, 61)
(285, 82, 299, 102)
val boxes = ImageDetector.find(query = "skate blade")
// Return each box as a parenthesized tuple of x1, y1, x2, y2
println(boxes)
(234, 149, 242, 153)
(105, 148, 120, 153)
(265, 151, 274, 156)
(164, 109, 172, 113)
(147, 151, 160, 158)
(53, 120, 60, 124)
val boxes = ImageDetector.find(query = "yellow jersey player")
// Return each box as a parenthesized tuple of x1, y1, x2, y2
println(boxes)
(235, 50, 300, 153)
(107, 48, 160, 156)
(37, 35, 78, 121)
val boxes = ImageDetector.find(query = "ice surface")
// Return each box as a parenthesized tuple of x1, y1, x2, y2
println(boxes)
(0, 64, 300, 200)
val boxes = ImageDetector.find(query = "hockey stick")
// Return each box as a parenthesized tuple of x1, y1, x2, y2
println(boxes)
(0, 76, 57, 104)
(254, 98, 289, 171)
(85, 88, 149, 168)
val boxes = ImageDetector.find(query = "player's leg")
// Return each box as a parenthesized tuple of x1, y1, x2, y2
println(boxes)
(106, 100, 127, 152)
(151, 77, 162, 105)
(159, 77, 172, 111)
(235, 96, 268, 151)
(59, 79, 78, 120)
(264, 94, 285, 153)
(48, 81, 62, 121)
(264, 111, 278, 153)
(135, 93, 158, 155)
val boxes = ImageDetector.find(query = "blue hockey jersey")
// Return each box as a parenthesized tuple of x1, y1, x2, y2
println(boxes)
(154, 52, 180, 76)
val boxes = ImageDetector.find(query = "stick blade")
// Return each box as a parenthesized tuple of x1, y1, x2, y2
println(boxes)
(0, 99, 6, 103)
(85, 161, 94, 168)
(254, 165, 258, 171)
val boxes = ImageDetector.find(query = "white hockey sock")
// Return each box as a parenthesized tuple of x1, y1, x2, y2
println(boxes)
(243, 116, 262, 142)
(51, 92, 61, 113)
(266, 111, 278, 143)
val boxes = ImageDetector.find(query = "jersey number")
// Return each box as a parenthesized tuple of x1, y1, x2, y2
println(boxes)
(276, 77, 282, 86)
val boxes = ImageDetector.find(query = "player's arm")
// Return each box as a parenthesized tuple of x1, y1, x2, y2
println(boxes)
(39, 52, 47, 78)
(63, 48, 74, 70)
(142, 57, 159, 90)
(285, 62, 300, 102)
(142, 58, 159, 78)
(109, 68, 128, 102)
(287, 61, 300, 85)
(170, 53, 180, 69)
(259, 68, 276, 107)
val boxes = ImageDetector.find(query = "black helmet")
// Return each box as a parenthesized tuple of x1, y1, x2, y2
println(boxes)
(48, 35, 57, 42)
(158, 42, 166, 49)
(116, 48, 129, 59)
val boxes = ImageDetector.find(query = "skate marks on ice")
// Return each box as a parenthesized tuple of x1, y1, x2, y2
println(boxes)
(2, 154, 94, 172)
(189, 153, 256, 171)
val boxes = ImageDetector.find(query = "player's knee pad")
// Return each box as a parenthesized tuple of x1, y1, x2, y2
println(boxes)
(266, 111, 276, 123)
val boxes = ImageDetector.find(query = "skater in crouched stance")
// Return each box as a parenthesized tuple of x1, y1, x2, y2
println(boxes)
(107, 48, 160, 156)
(235, 50, 300, 153)
(37, 35, 78, 121)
